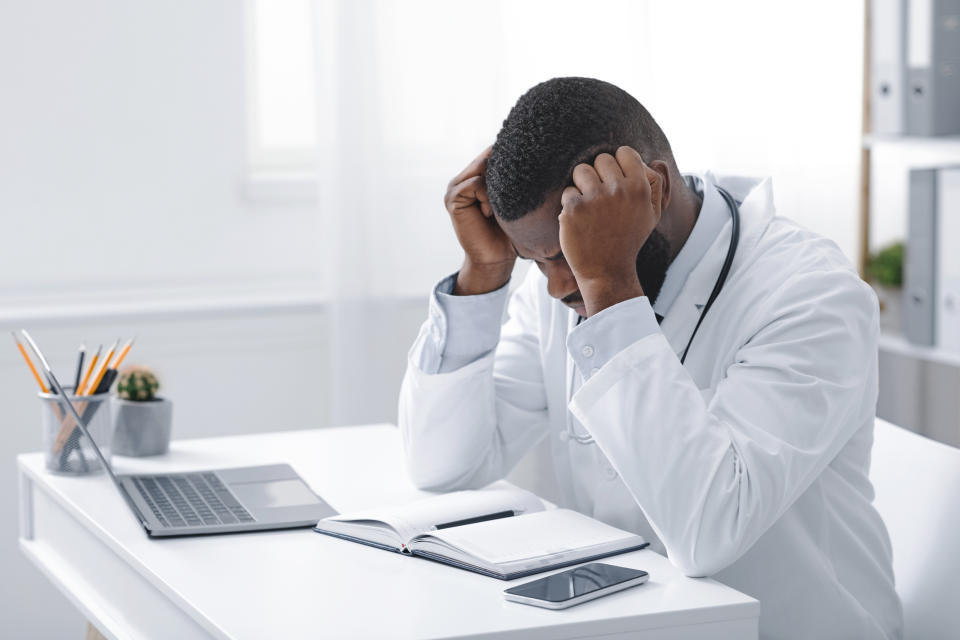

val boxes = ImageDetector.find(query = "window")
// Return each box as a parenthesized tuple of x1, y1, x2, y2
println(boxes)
(245, 0, 321, 175)
(245, 1, 863, 295)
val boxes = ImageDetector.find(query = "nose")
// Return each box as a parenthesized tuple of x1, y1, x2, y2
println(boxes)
(542, 261, 579, 301)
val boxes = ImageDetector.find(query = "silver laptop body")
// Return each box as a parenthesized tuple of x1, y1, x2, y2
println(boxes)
(116, 463, 337, 537)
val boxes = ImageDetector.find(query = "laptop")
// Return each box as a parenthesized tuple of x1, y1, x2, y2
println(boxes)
(73, 415, 336, 537)
(63, 420, 337, 538)
(115, 462, 337, 538)
(24, 330, 337, 537)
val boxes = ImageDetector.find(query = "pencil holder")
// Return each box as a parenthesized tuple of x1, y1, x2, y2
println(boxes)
(39, 388, 113, 475)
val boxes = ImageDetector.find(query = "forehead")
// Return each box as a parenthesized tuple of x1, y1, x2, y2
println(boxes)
(498, 190, 563, 259)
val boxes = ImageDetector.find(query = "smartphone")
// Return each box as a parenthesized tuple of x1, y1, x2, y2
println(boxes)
(503, 563, 649, 610)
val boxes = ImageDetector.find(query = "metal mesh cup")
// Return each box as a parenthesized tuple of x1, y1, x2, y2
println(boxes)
(39, 388, 112, 475)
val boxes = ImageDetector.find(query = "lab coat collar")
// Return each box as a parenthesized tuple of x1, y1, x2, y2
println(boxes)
(658, 172, 775, 358)
(653, 173, 729, 318)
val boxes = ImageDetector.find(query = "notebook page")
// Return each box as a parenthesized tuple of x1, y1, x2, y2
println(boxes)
(419, 509, 643, 565)
(324, 487, 544, 543)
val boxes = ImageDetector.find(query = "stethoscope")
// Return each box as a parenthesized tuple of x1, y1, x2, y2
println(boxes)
(561, 186, 742, 445)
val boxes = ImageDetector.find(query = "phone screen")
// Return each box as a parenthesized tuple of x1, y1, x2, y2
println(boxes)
(504, 563, 648, 603)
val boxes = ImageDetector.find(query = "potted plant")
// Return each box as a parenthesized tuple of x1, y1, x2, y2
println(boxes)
(865, 241, 904, 334)
(111, 365, 173, 456)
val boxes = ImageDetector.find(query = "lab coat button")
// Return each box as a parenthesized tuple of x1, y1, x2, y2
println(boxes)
(590, 367, 600, 376)
(581, 345, 595, 357)
(604, 466, 618, 480)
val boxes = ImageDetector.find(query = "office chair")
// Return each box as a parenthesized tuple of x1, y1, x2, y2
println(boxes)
(869, 418, 960, 640)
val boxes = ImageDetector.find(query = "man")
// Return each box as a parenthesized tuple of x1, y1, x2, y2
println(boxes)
(398, 77, 902, 639)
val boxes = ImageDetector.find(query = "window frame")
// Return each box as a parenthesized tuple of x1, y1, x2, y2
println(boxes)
(242, 0, 318, 202)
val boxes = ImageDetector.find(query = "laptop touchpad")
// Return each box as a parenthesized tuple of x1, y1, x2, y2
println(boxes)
(230, 479, 321, 508)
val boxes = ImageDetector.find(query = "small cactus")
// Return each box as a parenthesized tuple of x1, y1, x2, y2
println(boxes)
(117, 365, 160, 401)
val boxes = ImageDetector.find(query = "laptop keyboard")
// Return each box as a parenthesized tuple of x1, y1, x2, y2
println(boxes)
(132, 473, 255, 528)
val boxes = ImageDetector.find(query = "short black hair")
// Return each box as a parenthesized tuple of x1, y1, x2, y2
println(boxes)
(486, 77, 675, 221)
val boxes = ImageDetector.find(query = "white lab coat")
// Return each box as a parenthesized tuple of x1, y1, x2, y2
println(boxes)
(398, 175, 902, 639)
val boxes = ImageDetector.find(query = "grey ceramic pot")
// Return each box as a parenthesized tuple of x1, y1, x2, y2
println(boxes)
(111, 397, 173, 456)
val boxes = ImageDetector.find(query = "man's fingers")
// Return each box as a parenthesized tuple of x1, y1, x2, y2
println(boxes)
(560, 185, 582, 211)
(572, 163, 602, 193)
(614, 145, 646, 178)
(593, 153, 624, 182)
(448, 175, 485, 211)
(449, 145, 494, 187)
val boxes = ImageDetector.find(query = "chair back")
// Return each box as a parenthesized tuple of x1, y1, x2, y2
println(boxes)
(870, 418, 960, 639)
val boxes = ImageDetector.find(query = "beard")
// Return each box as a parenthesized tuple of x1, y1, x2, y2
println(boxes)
(635, 229, 672, 306)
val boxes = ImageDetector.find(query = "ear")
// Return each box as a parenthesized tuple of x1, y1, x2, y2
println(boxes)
(646, 160, 672, 211)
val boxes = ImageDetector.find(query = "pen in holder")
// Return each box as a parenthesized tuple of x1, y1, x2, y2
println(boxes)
(40, 386, 113, 475)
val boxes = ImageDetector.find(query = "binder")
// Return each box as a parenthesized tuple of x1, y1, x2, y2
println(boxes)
(905, 0, 960, 136)
(904, 168, 938, 345)
(937, 168, 960, 352)
(872, 0, 908, 134)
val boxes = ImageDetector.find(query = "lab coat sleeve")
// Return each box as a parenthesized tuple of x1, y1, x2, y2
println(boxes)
(399, 268, 550, 490)
(566, 296, 661, 380)
(568, 269, 879, 577)
(409, 273, 511, 374)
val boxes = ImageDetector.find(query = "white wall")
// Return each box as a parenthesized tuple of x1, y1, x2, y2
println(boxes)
(0, 0, 873, 635)
(0, 2, 424, 637)
(0, 0, 322, 304)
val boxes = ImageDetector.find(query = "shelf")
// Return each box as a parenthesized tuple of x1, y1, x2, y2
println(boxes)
(862, 134, 960, 151)
(879, 332, 960, 368)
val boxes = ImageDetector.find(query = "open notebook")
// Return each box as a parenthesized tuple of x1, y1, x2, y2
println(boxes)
(314, 487, 648, 580)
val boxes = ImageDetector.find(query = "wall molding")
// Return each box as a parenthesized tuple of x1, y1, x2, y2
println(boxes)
(0, 284, 426, 328)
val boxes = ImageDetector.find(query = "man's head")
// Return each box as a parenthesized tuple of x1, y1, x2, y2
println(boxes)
(486, 77, 686, 311)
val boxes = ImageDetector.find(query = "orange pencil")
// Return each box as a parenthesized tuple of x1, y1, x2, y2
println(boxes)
(83, 338, 119, 398)
(111, 337, 135, 372)
(54, 338, 120, 453)
(76, 343, 102, 395)
(11, 331, 49, 393)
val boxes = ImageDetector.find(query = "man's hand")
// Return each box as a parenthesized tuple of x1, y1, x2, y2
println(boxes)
(444, 146, 517, 295)
(558, 146, 664, 316)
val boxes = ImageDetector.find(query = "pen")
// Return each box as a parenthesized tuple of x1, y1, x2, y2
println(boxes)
(73, 342, 86, 391)
(77, 344, 102, 396)
(433, 510, 516, 531)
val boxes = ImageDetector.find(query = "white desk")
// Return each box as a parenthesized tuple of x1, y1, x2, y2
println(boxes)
(18, 424, 759, 639)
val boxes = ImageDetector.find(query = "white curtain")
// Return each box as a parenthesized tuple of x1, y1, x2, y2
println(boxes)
(312, 0, 865, 426)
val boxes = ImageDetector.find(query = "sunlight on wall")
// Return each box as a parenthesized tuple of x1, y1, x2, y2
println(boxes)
(250, 0, 863, 296)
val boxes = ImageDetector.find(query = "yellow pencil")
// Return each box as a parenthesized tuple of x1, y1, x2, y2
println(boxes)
(54, 337, 121, 453)
(83, 338, 119, 397)
(111, 337, 135, 372)
(11, 331, 49, 393)
(76, 343, 102, 395)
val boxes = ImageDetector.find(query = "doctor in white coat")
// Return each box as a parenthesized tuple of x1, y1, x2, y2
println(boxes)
(398, 77, 902, 639)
